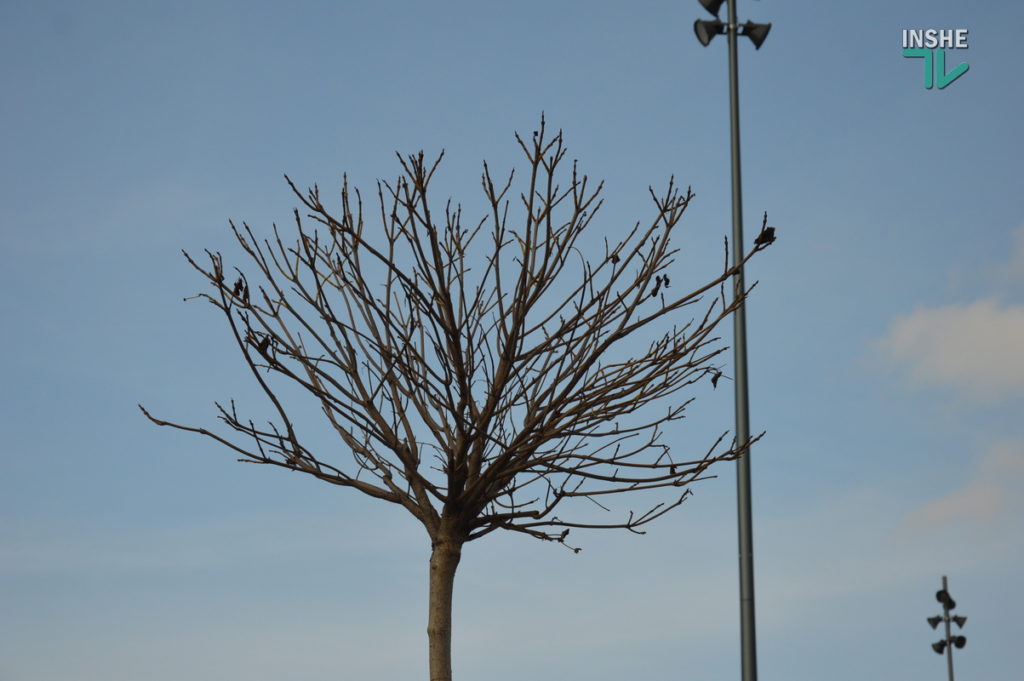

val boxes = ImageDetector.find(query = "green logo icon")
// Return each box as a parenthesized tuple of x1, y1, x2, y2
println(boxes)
(903, 49, 969, 89)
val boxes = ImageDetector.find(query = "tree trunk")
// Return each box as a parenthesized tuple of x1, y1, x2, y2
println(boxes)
(427, 535, 462, 681)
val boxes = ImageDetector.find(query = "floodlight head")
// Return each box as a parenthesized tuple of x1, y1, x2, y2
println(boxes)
(694, 18, 726, 47)
(742, 21, 772, 49)
(936, 589, 957, 610)
(699, 0, 727, 17)
(953, 635, 967, 649)
(932, 641, 947, 655)
(952, 615, 967, 628)
(927, 616, 943, 629)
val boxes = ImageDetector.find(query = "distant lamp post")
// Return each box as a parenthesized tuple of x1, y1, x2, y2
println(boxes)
(928, 575, 968, 681)
(691, 2, 771, 681)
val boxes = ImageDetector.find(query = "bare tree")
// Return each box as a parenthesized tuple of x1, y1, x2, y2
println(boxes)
(140, 118, 774, 681)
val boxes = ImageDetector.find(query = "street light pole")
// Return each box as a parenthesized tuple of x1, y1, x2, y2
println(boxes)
(725, 3, 756, 679)
(929, 575, 968, 681)
(943, 577, 956, 681)
(693, 3, 771, 680)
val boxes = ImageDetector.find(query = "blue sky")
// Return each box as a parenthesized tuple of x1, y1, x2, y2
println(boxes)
(2, 1, 1022, 679)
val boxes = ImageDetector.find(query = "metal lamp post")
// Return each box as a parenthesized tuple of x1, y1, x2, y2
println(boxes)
(928, 575, 968, 681)
(692, 2, 771, 680)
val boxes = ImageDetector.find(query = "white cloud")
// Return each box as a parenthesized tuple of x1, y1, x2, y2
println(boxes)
(905, 439, 1024, 533)
(877, 299, 1024, 400)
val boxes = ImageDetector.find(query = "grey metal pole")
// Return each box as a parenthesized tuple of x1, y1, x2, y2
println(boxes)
(943, 576, 955, 681)
(725, 1, 758, 680)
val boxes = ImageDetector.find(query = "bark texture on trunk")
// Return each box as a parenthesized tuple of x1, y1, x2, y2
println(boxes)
(427, 537, 462, 681)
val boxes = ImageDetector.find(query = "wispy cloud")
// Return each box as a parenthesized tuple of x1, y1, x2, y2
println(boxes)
(876, 300, 1024, 400)
(905, 439, 1024, 533)
(1000, 224, 1024, 282)
(950, 223, 1024, 294)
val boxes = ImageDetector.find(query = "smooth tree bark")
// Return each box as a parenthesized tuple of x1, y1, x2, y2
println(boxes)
(428, 531, 463, 681)
(140, 118, 775, 681)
